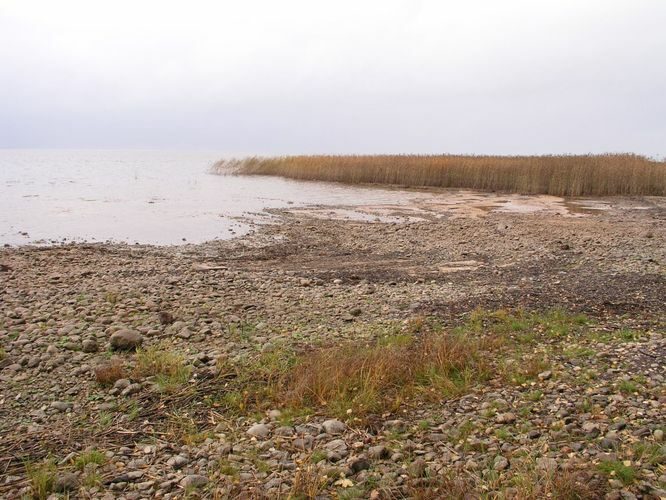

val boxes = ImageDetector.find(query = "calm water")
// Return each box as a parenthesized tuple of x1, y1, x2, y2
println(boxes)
(0, 150, 414, 245)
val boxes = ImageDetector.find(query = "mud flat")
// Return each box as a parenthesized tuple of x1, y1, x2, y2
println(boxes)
(0, 193, 664, 499)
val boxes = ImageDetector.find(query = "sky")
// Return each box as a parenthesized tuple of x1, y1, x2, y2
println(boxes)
(1, 0, 665, 156)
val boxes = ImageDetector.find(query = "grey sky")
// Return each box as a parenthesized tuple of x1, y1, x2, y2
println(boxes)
(1, 0, 665, 155)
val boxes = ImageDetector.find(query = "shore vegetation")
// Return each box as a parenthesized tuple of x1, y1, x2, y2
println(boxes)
(212, 153, 666, 196)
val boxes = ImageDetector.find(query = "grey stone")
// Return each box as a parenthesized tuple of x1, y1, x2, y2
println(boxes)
(180, 474, 208, 489)
(82, 339, 98, 353)
(51, 401, 73, 412)
(54, 472, 79, 492)
(322, 419, 346, 435)
(109, 329, 143, 351)
(247, 423, 270, 438)
(494, 455, 509, 471)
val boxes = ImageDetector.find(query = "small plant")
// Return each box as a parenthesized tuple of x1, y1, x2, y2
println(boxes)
(598, 460, 637, 485)
(618, 380, 639, 394)
(26, 460, 56, 500)
(219, 458, 239, 477)
(527, 390, 544, 402)
(632, 442, 666, 467)
(310, 450, 327, 464)
(0, 347, 6, 361)
(133, 344, 191, 392)
(290, 463, 327, 499)
(73, 449, 106, 470)
(94, 358, 126, 387)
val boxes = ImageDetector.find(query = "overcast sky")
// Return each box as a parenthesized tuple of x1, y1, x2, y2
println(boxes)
(1, 0, 665, 156)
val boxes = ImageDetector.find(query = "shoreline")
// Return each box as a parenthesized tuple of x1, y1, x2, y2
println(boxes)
(1, 197, 664, 498)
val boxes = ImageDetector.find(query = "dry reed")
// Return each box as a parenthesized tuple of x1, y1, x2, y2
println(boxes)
(212, 154, 666, 196)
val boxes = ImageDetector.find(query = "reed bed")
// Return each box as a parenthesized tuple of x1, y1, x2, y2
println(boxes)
(212, 154, 666, 196)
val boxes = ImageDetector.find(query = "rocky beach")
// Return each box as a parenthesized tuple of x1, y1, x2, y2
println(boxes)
(1, 193, 664, 499)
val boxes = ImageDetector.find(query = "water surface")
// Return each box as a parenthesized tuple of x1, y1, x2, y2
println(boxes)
(0, 150, 421, 245)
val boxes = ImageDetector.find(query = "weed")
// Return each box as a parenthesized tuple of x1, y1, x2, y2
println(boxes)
(133, 344, 191, 392)
(598, 460, 636, 485)
(94, 358, 126, 387)
(632, 442, 665, 467)
(618, 380, 639, 394)
(73, 449, 106, 470)
(219, 458, 239, 477)
(278, 329, 494, 418)
(289, 463, 326, 499)
(26, 460, 56, 500)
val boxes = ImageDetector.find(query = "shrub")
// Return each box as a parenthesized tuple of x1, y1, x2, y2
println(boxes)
(94, 358, 126, 387)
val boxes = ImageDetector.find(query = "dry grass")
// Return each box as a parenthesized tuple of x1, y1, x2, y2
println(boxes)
(277, 329, 495, 418)
(212, 153, 666, 196)
(94, 358, 127, 387)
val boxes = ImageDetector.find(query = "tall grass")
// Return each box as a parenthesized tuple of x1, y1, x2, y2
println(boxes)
(212, 154, 666, 196)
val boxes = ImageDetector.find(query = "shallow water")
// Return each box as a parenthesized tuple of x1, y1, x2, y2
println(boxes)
(0, 150, 437, 245)
(2, 150, 622, 246)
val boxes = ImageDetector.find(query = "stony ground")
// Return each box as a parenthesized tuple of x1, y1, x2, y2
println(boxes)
(0, 193, 664, 499)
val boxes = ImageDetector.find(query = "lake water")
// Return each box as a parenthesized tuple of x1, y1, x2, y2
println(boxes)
(1, 150, 607, 246)
(0, 150, 424, 245)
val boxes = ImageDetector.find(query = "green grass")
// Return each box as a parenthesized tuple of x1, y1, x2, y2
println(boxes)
(595, 328, 644, 343)
(0, 347, 5, 361)
(73, 449, 106, 470)
(618, 380, 639, 394)
(632, 442, 666, 467)
(133, 344, 192, 393)
(598, 460, 637, 485)
(26, 460, 56, 500)
(219, 458, 240, 477)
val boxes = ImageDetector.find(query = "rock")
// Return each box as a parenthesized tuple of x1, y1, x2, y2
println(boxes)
(54, 472, 79, 492)
(180, 475, 208, 489)
(582, 422, 600, 438)
(350, 458, 370, 474)
(408, 458, 427, 477)
(120, 383, 142, 396)
(177, 328, 192, 339)
(322, 419, 346, 435)
(109, 329, 143, 351)
(158, 311, 174, 325)
(493, 455, 509, 471)
(654, 429, 664, 442)
(113, 378, 131, 390)
(51, 401, 73, 412)
(268, 409, 282, 420)
(368, 445, 390, 459)
(496, 412, 516, 424)
(247, 423, 270, 439)
(538, 370, 552, 380)
(600, 437, 619, 450)
(324, 439, 348, 461)
(82, 339, 98, 353)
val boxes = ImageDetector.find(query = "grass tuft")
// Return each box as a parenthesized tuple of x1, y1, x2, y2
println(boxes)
(94, 358, 127, 387)
(133, 344, 191, 392)
(26, 460, 56, 500)
(278, 329, 495, 418)
(73, 449, 106, 471)
(598, 460, 637, 485)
